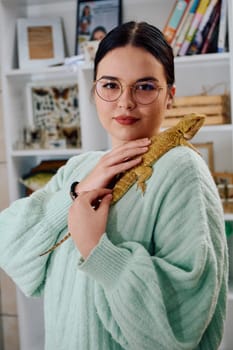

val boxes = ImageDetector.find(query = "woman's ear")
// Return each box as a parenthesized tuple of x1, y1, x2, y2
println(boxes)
(167, 85, 176, 109)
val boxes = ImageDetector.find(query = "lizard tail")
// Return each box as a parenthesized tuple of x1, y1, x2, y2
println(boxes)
(39, 232, 71, 256)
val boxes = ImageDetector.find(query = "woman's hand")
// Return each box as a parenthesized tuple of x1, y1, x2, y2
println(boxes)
(75, 138, 151, 193)
(68, 188, 113, 258)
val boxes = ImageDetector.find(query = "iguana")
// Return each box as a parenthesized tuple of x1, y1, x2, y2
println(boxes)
(40, 113, 205, 256)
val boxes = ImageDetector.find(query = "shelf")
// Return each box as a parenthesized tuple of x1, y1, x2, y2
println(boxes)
(11, 148, 82, 157)
(5, 53, 229, 79)
(5, 64, 82, 80)
(224, 214, 233, 221)
(201, 124, 233, 132)
(174, 52, 230, 66)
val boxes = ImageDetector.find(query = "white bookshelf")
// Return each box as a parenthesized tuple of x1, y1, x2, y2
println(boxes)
(0, 0, 232, 349)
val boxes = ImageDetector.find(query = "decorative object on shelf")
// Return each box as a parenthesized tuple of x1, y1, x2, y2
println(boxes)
(193, 142, 214, 171)
(213, 172, 233, 214)
(164, 92, 230, 127)
(26, 80, 81, 149)
(17, 17, 65, 69)
(81, 40, 100, 62)
(19, 159, 67, 195)
(75, 0, 122, 54)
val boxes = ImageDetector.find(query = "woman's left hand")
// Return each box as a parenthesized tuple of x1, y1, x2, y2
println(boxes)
(68, 188, 113, 259)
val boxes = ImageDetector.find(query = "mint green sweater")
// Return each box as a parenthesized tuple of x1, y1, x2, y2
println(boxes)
(0, 147, 228, 350)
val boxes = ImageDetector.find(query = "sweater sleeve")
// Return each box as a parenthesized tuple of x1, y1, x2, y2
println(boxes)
(78, 148, 228, 350)
(0, 161, 73, 297)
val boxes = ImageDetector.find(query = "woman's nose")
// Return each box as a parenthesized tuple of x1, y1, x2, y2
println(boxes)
(117, 86, 136, 110)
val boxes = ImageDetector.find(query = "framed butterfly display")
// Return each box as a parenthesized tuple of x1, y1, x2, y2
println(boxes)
(26, 80, 81, 149)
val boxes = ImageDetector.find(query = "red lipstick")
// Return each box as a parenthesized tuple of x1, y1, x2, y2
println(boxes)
(114, 116, 139, 125)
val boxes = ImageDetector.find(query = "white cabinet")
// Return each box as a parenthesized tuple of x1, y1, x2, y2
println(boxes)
(0, 0, 232, 349)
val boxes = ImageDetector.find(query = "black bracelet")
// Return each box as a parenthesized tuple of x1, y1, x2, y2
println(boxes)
(70, 181, 79, 200)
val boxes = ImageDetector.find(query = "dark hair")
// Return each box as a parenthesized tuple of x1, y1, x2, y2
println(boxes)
(93, 21, 174, 85)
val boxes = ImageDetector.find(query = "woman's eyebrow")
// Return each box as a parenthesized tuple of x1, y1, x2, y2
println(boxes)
(136, 77, 159, 82)
(98, 76, 160, 83)
(98, 75, 117, 80)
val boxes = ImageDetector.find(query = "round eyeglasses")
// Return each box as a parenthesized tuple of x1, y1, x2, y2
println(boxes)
(94, 78, 166, 105)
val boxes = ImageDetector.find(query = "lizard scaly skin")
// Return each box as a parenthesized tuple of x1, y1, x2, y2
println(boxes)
(40, 113, 205, 256)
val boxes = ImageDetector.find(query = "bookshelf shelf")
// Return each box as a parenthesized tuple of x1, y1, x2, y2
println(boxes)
(11, 148, 83, 157)
(175, 52, 230, 65)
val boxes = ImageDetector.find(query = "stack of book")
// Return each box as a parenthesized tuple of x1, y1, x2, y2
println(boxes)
(163, 0, 228, 56)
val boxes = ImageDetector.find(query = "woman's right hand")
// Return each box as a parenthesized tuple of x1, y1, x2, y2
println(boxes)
(75, 138, 151, 193)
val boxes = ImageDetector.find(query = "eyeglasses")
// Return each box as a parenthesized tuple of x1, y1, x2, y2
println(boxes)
(94, 78, 166, 105)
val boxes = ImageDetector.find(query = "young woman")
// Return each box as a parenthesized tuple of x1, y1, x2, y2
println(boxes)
(0, 22, 228, 350)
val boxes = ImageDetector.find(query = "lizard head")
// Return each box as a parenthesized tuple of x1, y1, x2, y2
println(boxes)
(178, 113, 206, 140)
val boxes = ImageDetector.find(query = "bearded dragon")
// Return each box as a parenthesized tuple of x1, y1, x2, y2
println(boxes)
(40, 113, 205, 256)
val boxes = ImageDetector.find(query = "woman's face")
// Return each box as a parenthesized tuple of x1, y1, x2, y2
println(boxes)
(94, 45, 175, 147)
(93, 29, 106, 41)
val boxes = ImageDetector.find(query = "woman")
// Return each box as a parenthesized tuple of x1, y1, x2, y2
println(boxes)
(0, 22, 228, 349)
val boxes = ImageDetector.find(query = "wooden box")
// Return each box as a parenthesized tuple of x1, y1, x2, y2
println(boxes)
(163, 94, 230, 127)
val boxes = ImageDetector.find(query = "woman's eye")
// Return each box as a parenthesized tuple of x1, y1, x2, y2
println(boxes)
(103, 82, 120, 89)
(136, 83, 157, 91)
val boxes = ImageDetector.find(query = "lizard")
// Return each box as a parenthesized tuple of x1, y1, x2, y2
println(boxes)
(39, 113, 205, 256)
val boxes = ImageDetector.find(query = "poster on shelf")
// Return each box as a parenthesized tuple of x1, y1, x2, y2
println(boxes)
(75, 0, 122, 54)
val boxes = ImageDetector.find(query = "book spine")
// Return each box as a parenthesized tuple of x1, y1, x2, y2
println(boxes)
(163, 0, 190, 44)
(217, 0, 228, 52)
(173, 0, 200, 56)
(187, 0, 218, 55)
(178, 0, 210, 56)
(170, 0, 194, 48)
(201, 3, 220, 53)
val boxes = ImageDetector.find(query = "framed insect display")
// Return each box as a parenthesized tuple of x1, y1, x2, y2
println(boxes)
(26, 80, 81, 149)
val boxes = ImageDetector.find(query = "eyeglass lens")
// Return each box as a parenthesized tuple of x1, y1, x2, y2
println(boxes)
(95, 78, 163, 105)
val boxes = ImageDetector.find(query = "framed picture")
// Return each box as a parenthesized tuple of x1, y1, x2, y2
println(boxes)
(193, 142, 214, 172)
(212, 172, 233, 213)
(17, 17, 65, 69)
(26, 81, 81, 149)
(75, 0, 122, 54)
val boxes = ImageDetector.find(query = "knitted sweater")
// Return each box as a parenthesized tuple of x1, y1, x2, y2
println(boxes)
(0, 147, 228, 350)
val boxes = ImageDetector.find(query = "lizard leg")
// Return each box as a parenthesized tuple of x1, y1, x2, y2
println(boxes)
(180, 139, 201, 154)
(135, 166, 153, 193)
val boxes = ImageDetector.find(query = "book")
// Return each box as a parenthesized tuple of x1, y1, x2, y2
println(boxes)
(201, 1, 220, 53)
(217, 0, 228, 52)
(178, 0, 210, 56)
(187, 0, 219, 55)
(173, 0, 200, 56)
(170, 0, 196, 48)
(163, 0, 191, 44)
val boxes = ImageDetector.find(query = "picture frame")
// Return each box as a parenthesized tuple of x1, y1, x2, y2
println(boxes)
(26, 80, 81, 149)
(75, 0, 122, 54)
(212, 172, 233, 213)
(17, 17, 65, 69)
(193, 142, 214, 172)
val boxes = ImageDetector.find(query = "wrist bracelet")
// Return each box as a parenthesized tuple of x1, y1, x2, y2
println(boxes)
(70, 181, 79, 200)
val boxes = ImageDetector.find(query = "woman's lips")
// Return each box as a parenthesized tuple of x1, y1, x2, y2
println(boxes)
(114, 116, 139, 125)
